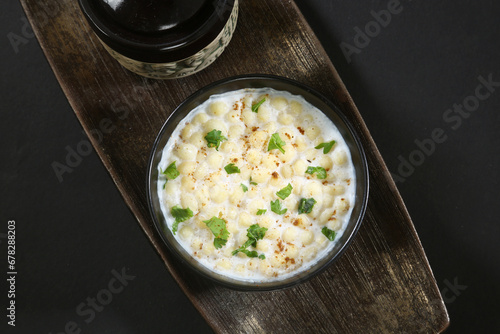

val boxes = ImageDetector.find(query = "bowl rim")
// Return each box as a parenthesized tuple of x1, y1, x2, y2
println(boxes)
(146, 74, 369, 291)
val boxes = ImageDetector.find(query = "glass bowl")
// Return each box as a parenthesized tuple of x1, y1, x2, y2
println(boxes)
(147, 74, 369, 290)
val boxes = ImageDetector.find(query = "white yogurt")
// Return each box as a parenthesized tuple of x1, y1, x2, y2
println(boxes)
(158, 88, 355, 282)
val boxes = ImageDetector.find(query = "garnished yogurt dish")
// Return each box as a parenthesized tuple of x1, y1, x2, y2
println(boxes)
(157, 88, 356, 282)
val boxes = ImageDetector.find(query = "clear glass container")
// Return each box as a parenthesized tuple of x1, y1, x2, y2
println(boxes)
(78, 0, 238, 79)
(147, 75, 369, 290)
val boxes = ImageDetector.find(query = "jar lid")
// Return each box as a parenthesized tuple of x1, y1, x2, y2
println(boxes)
(79, 0, 235, 63)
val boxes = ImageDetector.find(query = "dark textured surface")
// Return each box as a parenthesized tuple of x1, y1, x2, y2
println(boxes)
(12, 0, 448, 332)
(1, 0, 498, 333)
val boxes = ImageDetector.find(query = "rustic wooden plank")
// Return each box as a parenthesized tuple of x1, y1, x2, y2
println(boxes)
(20, 0, 450, 332)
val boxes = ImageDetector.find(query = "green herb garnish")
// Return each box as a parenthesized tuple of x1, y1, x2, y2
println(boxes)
(298, 198, 317, 214)
(170, 206, 193, 234)
(232, 224, 267, 259)
(163, 161, 180, 179)
(270, 199, 287, 215)
(276, 183, 293, 200)
(204, 129, 227, 151)
(250, 177, 258, 186)
(321, 227, 337, 241)
(240, 183, 248, 192)
(267, 133, 286, 154)
(315, 140, 336, 154)
(203, 216, 230, 249)
(305, 166, 327, 179)
(251, 98, 266, 113)
(162, 161, 180, 188)
(256, 209, 267, 215)
(224, 163, 241, 174)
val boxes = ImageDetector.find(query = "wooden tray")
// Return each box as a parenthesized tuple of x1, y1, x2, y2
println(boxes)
(20, 0, 450, 332)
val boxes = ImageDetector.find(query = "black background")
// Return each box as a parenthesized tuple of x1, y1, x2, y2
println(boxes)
(1, 0, 499, 333)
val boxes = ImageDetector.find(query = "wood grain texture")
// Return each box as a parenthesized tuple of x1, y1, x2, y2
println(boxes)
(20, 0, 450, 333)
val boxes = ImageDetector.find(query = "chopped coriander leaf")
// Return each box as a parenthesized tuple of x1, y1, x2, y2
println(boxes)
(161, 161, 179, 190)
(267, 132, 286, 154)
(276, 183, 293, 200)
(213, 238, 227, 249)
(256, 209, 267, 215)
(305, 166, 327, 179)
(224, 163, 241, 174)
(251, 98, 266, 113)
(170, 206, 194, 234)
(234, 239, 254, 254)
(162, 161, 180, 180)
(250, 177, 258, 186)
(204, 129, 227, 151)
(239, 249, 260, 258)
(232, 224, 268, 258)
(322, 227, 337, 241)
(246, 224, 268, 245)
(315, 140, 336, 154)
(240, 183, 248, 192)
(298, 198, 317, 214)
(270, 199, 287, 215)
(305, 166, 315, 175)
(203, 216, 230, 249)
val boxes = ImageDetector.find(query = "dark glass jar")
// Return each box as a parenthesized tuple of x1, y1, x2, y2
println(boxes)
(78, 0, 239, 79)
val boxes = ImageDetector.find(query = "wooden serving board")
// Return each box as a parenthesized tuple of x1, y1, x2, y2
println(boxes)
(20, 0, 450, 332)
